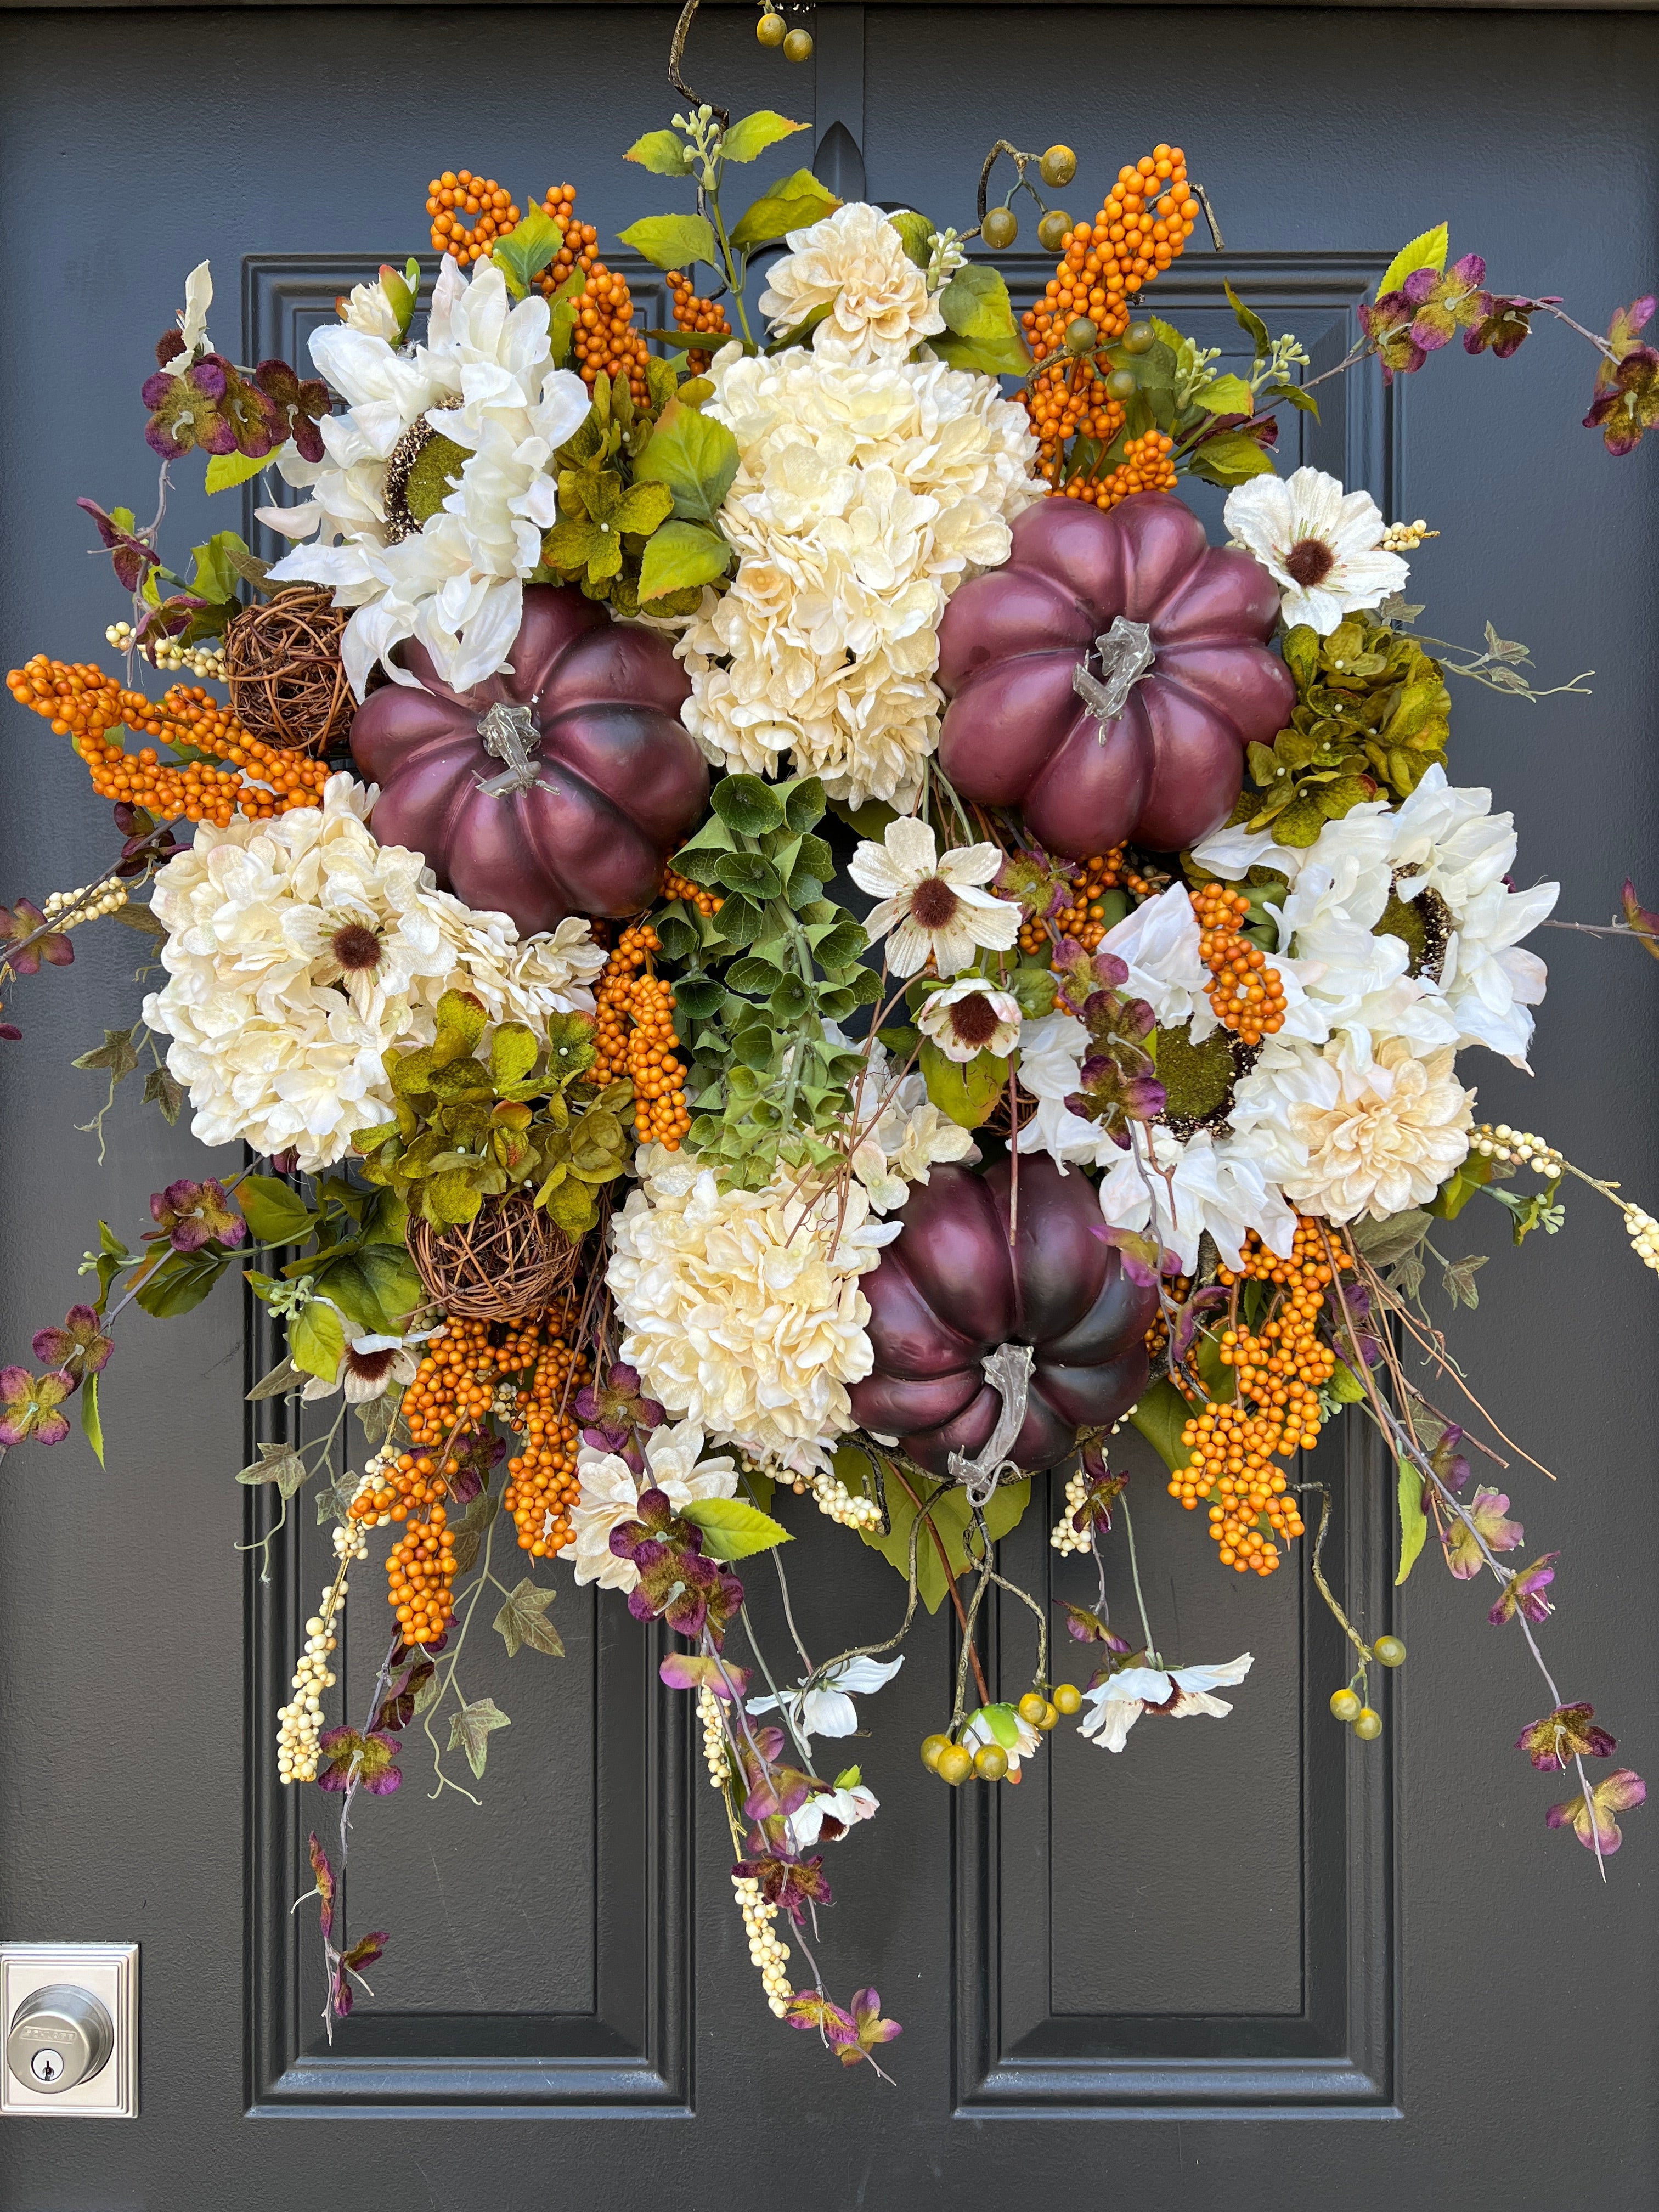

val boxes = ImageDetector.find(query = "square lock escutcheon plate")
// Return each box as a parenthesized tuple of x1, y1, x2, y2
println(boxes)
(1, 1942, 138, 2117)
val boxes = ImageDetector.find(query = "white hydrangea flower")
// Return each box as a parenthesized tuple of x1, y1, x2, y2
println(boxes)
(845, 1041, 974, 1212)
(606, 1146, 901, 1473)
(757, 201, 946, 364)
(259, 258, 591, 696)
(674, 341, 1040, 806)
(560, 1419, 738, 1593)
(1094, 1122, 1300, 1276)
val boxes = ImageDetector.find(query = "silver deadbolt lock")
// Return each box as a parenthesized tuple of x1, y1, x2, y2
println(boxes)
(7, 1982, 115, 2094)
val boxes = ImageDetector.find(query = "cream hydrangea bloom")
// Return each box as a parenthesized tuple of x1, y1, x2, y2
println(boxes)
(1280, 1037, 1474, 1221)
(560, 1420, 738, 1593)
(606, 1144, 900, 1472)
(757, 202, 945, 364)
(143, 775, 602, 1170)
(845, 1040, 974, 1211)
(675, 341, 1040, 806)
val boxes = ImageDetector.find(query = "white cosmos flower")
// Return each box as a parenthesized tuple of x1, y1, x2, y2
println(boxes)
(849, 817, 1020, 976)
(846, 1041, 974, 1211)
(261, 257, 592, 696)
(300, 1327, 431, 1403)
(559, 1419, 738, 1593)
(962, 1705, 1043, 1777)
(1224, 467, 1409, 635)
(788, 1781, 879, 1851)
(1078, 1654, 1254, 1752)
(1096, 1123, 1299, 1276)
(757, 201, 946, 364)
(748, 1655, 905, 1747)
(916, 978, 1023, 1062)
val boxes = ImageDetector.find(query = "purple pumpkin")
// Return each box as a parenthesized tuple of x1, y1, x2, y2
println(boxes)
(849, 1156, 1155, 1477)
(349, 584, 708, 934)
(935, 491, 1295, 859)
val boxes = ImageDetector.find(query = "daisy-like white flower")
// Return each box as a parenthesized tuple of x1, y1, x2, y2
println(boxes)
(848, 817, 1020, 977)
(788, 1779, 880, 1851)
(1094, 1122, 1300, 1276)
(757, 201, 946, 365)
(301, 1327, 431, 1404)
(748, 1655, 905, 1748)
(962, 1705, 1043, 1778)
(916, 977, 1022, 1062)
(1224, 467, 1409, 635)
(1278, 1036, 1474, 1222)
(559, 1419, 738, 1593)
(1077, 1654, 1254, 1753)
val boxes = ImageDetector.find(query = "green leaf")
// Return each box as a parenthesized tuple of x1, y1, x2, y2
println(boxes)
(638, 517, 732, 601)
(1195, 373, 1258, 415)
(918, 1038, 1007, 1128)
(617, 212, 717, 273)
(238, 1173, 316, 1248)
(449, 1695, 511, 1779)
(1378, 221, 1448, 301)
(1425, 1150, 1494, 1220)
(134, 1243, 232, 1318)
(721, 109, 809, 163)
(633, 398, 740, 524)
(493, 207, 564, 300)
(289, 1297, 345, 1383)
(1224, 280, 1272, 360)
(1128, 1377, 1193, 1474)
(1396, 1457, 1427, 1585)
(932, 264, 1031, 375)
(492, 1577, 565, 1658)
(236, 1440, 309, 1501)
(1327, 1359, 1368, 1406)
(186, 530, 249, 608)
(1184, 430, 1277, 487)
(489, 1021, 539, 1090)
(448, 1486, 500, 1577)
(780, 775, 826, 831)
(680, 1496, 793, 1560)
(72, 1026, 140, 1083)
(712, 774, 786, 836)
(80, 1370, 105, 1465)
(140, 1064, 185, 1124)
(887, 208, 935, 269)
(204, 445, 275, 493)
(1268, 381, 1320, 417)
(624, 127, 693, 177)
(850, 1454, 1030, 1613)
(729, 168, 841, 251)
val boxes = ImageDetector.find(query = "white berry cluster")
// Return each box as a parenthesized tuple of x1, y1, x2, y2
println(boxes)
(1471, 1122, 1564, 1178)
(1380, 518, 1437, 551)
(43, 876, 128, 928)
(732, 1872, 794, 2017)
(698, 1684, 731, 1787)
(1051, 1467, 1093, 1555)
(105, 620, 226, 680)
(351, 1450, 398, 1528)
(806, 1468, 882, 1530)
(1624, 1204, 1659, 1274)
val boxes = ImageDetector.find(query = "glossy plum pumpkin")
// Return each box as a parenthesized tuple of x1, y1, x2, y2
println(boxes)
(848, 1156, 1156, 1476)
(935, 492, 1296, 859)
(349, 584, 707, 935)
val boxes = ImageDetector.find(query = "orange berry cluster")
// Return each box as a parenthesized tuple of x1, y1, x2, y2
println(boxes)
(1015, 847, 1160, 956)
(1167, 1222, 1349, 1575)
(1022, 145, 1196, 487)
(667, 270, 732, 373)
(1142, 1272, 1192, 1362)
(426, 168, 522, 263)
(8, 658, 329, 826)
(1191, 883, 1286, 1045)
(1064, 428, 1178, 513)
(349, 1453, 460, 1644)
(592, 924, 690, 1148)
(662, 864, 724, 919)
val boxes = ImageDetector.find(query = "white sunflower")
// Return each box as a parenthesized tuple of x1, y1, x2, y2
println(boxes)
(1223, 466, 1409, 635)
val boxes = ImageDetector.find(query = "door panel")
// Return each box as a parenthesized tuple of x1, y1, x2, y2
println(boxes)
(2, 5, 1656, 2208)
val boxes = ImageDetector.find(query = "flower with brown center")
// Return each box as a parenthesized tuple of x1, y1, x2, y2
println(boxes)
(916, 977, 1023, 1063)
(1223, 466, 1409, 635)
(848, 817, 1021, 977)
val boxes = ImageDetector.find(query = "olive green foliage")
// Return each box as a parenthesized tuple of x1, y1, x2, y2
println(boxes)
(1232, 618, 1452, 848)
(653, 773, 881, 1187)
(352, 990, 632, 1235)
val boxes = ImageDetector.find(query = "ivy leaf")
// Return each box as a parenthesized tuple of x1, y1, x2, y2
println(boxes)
(72, 1026, 140, 1084)
(1442, 1252, 1488, 1309)
(492, 1577, 565, 1658)
(246, 1353, 304, 1402)
(617, 213, 717, 273)
(679, 1496, 793, 1561)
(449, 1696, 511, 1779)
(1378, 221, 1449, 302)
(729, 168, 840, 251)
(1396, 1457, 1428, 1585)
(1350, 1209, 1432, 1269)
(236, 1440, 309, 1500)
(238, 1172, 317, 1247)
(633, 400, 740, 524)
(721, 109, 809, 163)
(493, 207, 564, 300)
(624, 128, 692, 177)
(638, 517, 733, 601)
(141, 1064, 186, 1124)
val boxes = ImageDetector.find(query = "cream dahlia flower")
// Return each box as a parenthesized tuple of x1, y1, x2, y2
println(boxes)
(848, 816, 1020, 975)
(1280, 1037, 1474, 1222)
(1224, 467, 1409, 635)
(606, 1146, 900, 1472)
(675, 341, 1040, 806)
(259, 258, 591, 697)
(757, 202, 945, 364)
(560, 1420, 738, 1593)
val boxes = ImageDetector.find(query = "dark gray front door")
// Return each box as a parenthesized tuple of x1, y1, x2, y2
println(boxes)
(2, 5, 1655, 2207)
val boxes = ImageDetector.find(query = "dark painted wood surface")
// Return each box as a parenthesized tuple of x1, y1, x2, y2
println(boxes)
(1, 8, 1655, 2207)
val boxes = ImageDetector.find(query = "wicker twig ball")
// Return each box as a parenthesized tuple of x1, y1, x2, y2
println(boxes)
(408, 1190, 582, 1322)
(224, 586, 354, 753)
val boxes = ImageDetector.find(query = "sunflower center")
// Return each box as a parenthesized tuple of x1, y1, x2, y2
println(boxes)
(1374, 876, 1452, 981)
(382, 421, 471, 543)
(331, 921, 384, 972)
(909, 876, 960, 930)
(1152, 1018, 1258, 1138)
(1284, 536, 1337, 588)
(947, 991, 1002, 1047)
